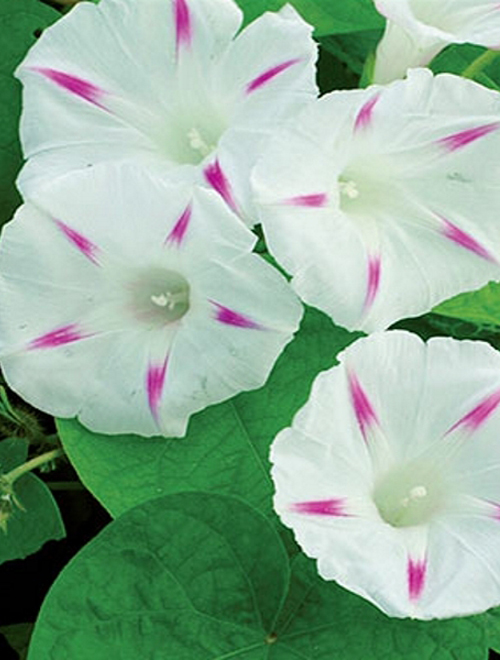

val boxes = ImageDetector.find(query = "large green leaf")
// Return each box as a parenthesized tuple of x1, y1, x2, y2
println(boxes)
(28, 492, 291, 660)
(236, 0, 384, 35)
(0, 437, 65, 564)
(0, 0, 59, 228)
(28, 492, 496, 660)
(58, 309, 360, 518)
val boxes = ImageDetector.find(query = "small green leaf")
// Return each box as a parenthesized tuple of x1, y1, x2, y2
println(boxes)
(236, 0, 384, 35)
(58, 308, 360, 518)
(28, 492, 290, 660)
(0, 438, 65, 564)
(0, 473, 66, 564)
(433, 282, 500, 330)
(0, 436, 29, 472)
(0, 0, 59, 229)
(28, 493, 494, 660)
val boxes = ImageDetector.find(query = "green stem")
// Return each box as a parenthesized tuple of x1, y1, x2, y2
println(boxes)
(5, 448, 64, 484)
(461, 49, 500, 80)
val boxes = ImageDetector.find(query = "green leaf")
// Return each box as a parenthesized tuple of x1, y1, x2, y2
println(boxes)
(0, 438, 65, 564)
(236, 0, 384, 35)
(319, 30, 383, 76)
(28, 492, 290, 660)
(0, 0, 59, 229)
(431, 44, 500, 91)
(0, 436, 29, 471)
(28, 492, 494, 660)
(316, 45, 359, 94)
(58, 308, 360, 519)
(432, 282, 500, 330)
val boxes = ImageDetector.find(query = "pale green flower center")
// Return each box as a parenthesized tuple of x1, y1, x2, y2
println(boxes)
(373, 461, 447, 528)
(129, 268, 190, 325)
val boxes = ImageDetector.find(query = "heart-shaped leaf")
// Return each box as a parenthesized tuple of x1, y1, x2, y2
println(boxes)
(0, 438, 65, 564)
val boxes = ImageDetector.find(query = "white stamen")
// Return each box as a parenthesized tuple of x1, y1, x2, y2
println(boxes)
(151, 290, 187, 311)
(339, 179, 359, 199)
(400, 485, 427, 508)
(151, 293, 169, 308)
(410, 485, 427, 499)
(187, 127, 214, 157)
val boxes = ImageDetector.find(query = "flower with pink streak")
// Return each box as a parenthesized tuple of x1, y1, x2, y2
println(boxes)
(271, 330, 500, 619)
(372, 0, 500, 83)
(15, 0, 318, 226)
(0, 164, 302, 438)
(252, 68, 500, 332)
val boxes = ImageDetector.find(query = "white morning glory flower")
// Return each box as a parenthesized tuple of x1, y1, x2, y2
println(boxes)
(0, 164, 302, 438)
(15, 0, 318, 226)
(252, 68, 500, 332)
(271, 330, 500, 619)
(372, 0, 500, 83)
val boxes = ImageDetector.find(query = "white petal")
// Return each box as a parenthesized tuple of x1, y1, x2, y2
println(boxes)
(373, 20, 447, 84)
(217, 5, 318, 130)
(419, 516, 500, 618)
(253, 70, 500, 332)
(78, 328, 174, 437)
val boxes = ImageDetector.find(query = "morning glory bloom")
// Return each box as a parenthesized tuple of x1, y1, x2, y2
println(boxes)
(373, 0, 500, 83)
(0, 164, 302, 438)
(271, 331, 500, 619)
(16, 0, 318, 225)
(252, 68, 500, 332)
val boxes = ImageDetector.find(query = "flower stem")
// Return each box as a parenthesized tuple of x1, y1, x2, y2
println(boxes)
(4, 448, 64, 484)
(461, 49, 500, 80)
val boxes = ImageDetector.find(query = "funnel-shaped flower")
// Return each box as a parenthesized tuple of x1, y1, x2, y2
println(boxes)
(271, 330, 500, 619)
(253, 68, 500, 332)
(373, 0, 500, 83)
(15, 0, 317, 225)
(0, 164, 302, 438)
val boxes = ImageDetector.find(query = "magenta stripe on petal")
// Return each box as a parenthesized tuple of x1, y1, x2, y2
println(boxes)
(447, 389, 500, 434)
(347, 370, 378, 441)
(146, 357, 169, 422)
(354, 94, 381, 132)
(31, 67, 107, 109)
(363, 255, 381, 312)
(441, 218, 495, 262)
(291, 498, 349, 517)
(55, 219, 100, 264)
(203, 160, 239, 214)
(438, 122, 500, 151)
(408, 557, 426, 601)
(246, 58, 301, 94)
(283, 193, 328, 208)
(487, 500, 500, 521)
(210, 301, 262, 329)
(174, 0, 192, 52)
(165, 204, 192, 246)
(28, 324, 88, 350)
(483, 499, 500, 521)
